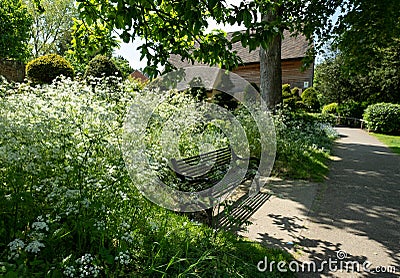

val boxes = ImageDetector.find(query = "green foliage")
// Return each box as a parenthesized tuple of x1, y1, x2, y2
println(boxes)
(112, 56, 134, 79)
(315, 50, 400, 106)
(301, 87, 320, 112)
(273, 110, 338, 181)
(0, 0, 32, 61)
(67, 18, 120, 66)
(234, 106, 262, 159)
(317, 0, 400, 107)
(282, 84, 292, 98)
(0, 77, 294, 277)
(363, 103, 400, 134)
(26, 54, 74, 84)
(338, 100, 368, 119)
(25, 0, 77, 57)
(322, 102, 338, 115)
(291, 87, 300, 98)
(333, 0, 400, 77)
(282, 84, 302, 110)
(84, 55, 122, 78)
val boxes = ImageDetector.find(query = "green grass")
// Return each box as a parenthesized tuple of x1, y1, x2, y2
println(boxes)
(272, 112, 338, 182)
(273, 149, 331, 182)
(371, 133, 400, 155)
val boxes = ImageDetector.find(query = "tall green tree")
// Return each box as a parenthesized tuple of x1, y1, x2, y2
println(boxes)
(316, 0, 400, 105)
(76, 0, 343, 107)
(24, 0, 77, 57)
(0, 0, 32, 61)
(66, 18, 120, 68)
(333, 0, 400, 75)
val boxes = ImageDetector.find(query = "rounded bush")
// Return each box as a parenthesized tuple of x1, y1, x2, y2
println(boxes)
(363, 103, 400, 134)
(301, 87, 320, 112)
(322, 102, 339, 115)
(26, 54, 74, 84)
(84, 55, 122, 79)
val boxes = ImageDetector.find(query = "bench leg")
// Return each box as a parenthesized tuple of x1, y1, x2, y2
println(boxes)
(205, 207, 213, 227)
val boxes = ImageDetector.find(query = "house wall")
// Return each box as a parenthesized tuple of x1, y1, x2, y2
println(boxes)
(232, 59, 314, 91)
(0, 59, 25, 82)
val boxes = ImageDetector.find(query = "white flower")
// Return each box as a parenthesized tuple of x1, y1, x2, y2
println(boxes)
(75, 254, 100, 277)
(8, 238, 25, 251)
(121, 231, 133, 243)
(25, 240, 45, 253)
(32, 221, 49, 231)
(76, 253, 94, 265)
(115, 251, 131, 265)
(64, 266, 76, 277)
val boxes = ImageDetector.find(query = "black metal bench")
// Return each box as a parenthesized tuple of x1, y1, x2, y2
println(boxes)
(170, 146, 260, 225)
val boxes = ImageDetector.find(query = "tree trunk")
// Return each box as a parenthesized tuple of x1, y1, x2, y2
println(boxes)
(259, 14, 282, 109)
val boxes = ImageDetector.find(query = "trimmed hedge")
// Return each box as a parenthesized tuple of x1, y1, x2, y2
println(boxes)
(301, 87, 320, 112)
(84, 55, 122, 79)
(363, 103, 400, 134)
(26, 54, 74, 84)
(282, 84, 301, 110)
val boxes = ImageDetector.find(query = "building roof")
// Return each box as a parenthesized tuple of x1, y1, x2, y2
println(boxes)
(130, 70, 149, 82)
(169, 29, 310, 68)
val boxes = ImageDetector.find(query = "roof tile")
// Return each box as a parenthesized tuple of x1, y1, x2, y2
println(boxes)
(169, 30, 310, 68)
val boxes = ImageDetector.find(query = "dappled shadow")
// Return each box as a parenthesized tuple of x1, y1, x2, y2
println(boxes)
(216, 191, 271, 232)
(239, 128, 400, 277)
(297, 129, 400, 277)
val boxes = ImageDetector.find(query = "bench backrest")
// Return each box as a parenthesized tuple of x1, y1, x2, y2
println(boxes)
(170, 147, 231, 179)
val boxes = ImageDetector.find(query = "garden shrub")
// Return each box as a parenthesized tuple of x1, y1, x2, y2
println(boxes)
(26, 54, 74, 84)
(363, 103, 400, 134)
(111, 56, 134, 79)
(273, 109, 338, 181)
(282, 84, 301, 110)
(84, 55, 122, 79)
(338, 100, 367, 119)
(282, 84, 292, 98)
(301, 87, 320, 112)
(0, 77, 295, 277)
(322, 102, 339, 115)
(291, 87, 301, 98)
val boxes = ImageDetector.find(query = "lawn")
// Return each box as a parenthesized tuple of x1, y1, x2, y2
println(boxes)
(371, 133, 400, 155)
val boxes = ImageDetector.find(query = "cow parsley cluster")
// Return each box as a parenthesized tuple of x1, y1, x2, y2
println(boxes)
(115, 251, 131, 265)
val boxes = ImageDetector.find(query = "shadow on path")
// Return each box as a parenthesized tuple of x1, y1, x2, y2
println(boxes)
(235, 128, 399, 277)
(297, 128, 400, 277)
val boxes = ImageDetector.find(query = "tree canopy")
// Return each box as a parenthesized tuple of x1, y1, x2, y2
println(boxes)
(24, 0, 77, 57)
(0, 0, 32, 61)
(74, 0, 399, 107)
(332, 0, 400, 74)
(315, 0, 400, 106)
(75, 0, 343, 107)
